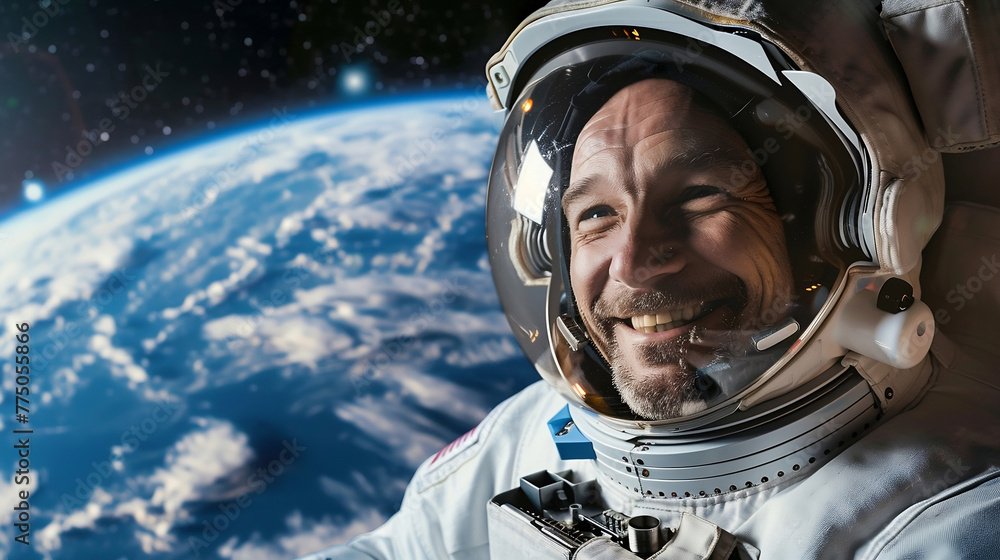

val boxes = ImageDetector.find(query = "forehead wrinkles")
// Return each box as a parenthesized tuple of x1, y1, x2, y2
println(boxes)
(573, 116, 750, 192)
(573, 90, 691, 167)
(633, 124, 748, 172)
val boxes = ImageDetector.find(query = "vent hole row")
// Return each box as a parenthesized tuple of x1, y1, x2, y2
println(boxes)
(624, 422, 878, 499)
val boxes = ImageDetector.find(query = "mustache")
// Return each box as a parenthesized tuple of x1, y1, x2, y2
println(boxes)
(590, 276, 746, 320)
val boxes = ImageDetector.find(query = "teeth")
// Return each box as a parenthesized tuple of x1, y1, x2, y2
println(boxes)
(629, 305, 703, 332)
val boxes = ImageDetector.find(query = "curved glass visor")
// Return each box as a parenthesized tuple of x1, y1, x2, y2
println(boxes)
(487, 31, 864, 423)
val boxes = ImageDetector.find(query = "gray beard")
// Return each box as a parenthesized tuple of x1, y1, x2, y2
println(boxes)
(605, 327, 708, 420)
(601, 322, 748, 420)
(613, 366, 706, 420)
(588, 285, 749, 420)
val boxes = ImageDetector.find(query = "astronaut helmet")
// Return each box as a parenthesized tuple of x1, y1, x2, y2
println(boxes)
(485, 0, 945, 428)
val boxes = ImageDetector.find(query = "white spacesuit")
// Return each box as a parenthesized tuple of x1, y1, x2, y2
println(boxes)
(304, 0, 1000, 558)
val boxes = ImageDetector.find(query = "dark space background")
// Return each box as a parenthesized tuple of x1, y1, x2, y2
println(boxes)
(0, 0, 546, 214)
(4, 0, 998, 214)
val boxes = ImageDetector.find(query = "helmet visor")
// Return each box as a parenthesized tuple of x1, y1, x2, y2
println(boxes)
(488, 29, 864, 423)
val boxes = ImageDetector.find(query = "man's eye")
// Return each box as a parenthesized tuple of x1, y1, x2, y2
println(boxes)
(580, 205, 615, 221)
(677, 185, 724, 203)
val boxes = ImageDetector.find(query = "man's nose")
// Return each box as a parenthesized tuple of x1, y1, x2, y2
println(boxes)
(608, 223, 686, 289)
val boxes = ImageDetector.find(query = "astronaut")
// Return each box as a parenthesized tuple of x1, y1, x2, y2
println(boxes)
(305, 0, 1000, 558)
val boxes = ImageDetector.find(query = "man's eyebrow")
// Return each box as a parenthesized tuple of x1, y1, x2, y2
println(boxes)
(662, 144, 745, 172)
(562, 175, 600, 211)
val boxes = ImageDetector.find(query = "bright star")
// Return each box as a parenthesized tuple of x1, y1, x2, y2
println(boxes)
(23, 180, 44, 202)
(341, 67, 369, 95)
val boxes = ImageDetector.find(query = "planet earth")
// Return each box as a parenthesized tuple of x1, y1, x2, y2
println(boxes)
(0, 92, 538, 559)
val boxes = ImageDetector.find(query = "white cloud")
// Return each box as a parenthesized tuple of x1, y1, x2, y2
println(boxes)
(256, 316, 351, 370)
(218, 510, 386, 560)
(145, 418, 253, 522)
(88, 331, 149, 386)
(93, 314, 116, 335)
(160, 251, 262, 321)
(335, 399, 451, 469)
(199, 308, 355, 387)
(37, 418, 254, 556)
(391, 368, 489, 426)
(43, 366, 83, 404)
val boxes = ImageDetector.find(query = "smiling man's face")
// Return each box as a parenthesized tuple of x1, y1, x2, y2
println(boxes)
(563, 79, 793, 420)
